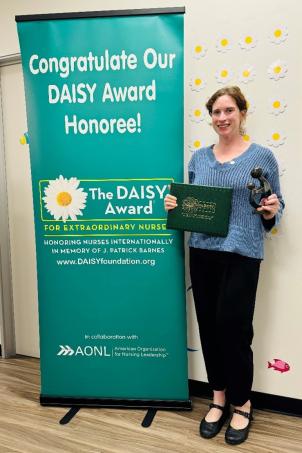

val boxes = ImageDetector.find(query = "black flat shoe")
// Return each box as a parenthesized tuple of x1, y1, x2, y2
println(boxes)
(225, 407, 253, 445)
(200, 403, 230, 439)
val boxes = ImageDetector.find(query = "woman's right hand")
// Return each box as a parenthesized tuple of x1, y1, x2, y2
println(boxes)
(164, 194, 178, 211)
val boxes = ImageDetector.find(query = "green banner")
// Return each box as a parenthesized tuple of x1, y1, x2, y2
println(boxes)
(17, 9, 189, 406)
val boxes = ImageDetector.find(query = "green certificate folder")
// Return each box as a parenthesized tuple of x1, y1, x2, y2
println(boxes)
(166, 183, 233, 237)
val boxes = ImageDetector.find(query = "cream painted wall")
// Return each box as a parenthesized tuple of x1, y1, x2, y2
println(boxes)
(0, 0, 301, 399)
(0, 1, 185, 56)
(0, 63, 39, 357)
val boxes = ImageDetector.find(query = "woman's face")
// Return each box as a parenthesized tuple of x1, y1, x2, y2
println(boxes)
(211, 94, 245, 139)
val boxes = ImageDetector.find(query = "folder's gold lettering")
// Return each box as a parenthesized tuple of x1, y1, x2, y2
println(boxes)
(182, 197, 216, 220)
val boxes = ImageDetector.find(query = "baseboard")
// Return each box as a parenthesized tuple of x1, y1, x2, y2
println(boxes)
(189, 380, 302, 417)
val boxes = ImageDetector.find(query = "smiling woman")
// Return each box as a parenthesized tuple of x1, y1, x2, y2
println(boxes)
(206, 87, 248, 150)
(165, 85, 285, 445)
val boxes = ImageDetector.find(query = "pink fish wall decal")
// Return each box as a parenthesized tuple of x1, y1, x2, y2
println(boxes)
(268, 359, 290, 373)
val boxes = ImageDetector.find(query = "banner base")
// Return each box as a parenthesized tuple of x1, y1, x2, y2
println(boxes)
(40, 395, 192, 410)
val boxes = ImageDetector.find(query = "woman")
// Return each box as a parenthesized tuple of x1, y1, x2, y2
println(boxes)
(165, 86, 284, 445)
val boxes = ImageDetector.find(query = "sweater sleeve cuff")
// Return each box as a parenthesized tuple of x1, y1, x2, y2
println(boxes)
(261, 216, 276, 231)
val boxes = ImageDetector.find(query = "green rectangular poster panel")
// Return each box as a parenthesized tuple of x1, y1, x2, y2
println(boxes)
(16, 8, 189, 408)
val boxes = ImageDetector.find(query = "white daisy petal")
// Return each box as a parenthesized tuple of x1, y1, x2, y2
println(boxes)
(69, 177, 80, 189)
(69, 213, 78, 221)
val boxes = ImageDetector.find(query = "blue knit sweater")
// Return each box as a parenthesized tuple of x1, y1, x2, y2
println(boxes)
(188, 143, 284, 259)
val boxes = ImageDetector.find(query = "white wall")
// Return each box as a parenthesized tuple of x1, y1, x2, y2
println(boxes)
(0, 0, 301, 399)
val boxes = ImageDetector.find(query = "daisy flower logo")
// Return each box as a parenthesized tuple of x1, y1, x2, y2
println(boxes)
(188, 139, 202, 153)
(215, 67, 233, 84)
(216, 36, 232, 53)
(189, 107, 204, 123)
(239, 34, 257, 50)
(267, 132, 286, 147)
(43, 175, 88, 222)
(269, 25, 288, 44)
(268, 60, 288, 80)
(189, 75, 206, 91)
(238, 65, 256, 84)
(193, 43, 207, 59)
(269, 98, 287, 115)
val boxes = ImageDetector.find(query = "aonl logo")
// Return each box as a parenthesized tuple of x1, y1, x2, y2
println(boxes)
(57, 344, 111, 357)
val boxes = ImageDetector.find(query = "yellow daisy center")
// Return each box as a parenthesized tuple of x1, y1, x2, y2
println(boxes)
(272, 133, 280, 141)
(194, 140, 201, 148)
(221, 38, 229, 47)
(221, 70, 228, 78)
(194, 109, 201, 117)
(243, 134, 250, 142)
(271, 227, 278, 235)
(274, 29, 282, 38)
(195, 45, 203, 53)
(273, 100, 281, 109)
(274, 66, 282, 74)
(245, 36, 253, 44)
(195, 78, 202, 86)
(243, 70, 250, 78)
(57, 191, 72, 206)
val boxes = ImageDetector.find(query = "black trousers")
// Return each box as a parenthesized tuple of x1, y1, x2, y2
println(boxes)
(189, 247, 261, 406)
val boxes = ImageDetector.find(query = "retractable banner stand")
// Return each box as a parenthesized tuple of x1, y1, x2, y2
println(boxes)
(16, 8, 190, 408)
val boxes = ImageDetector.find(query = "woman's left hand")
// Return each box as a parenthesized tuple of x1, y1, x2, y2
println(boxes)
(257, 193, 280, 220)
